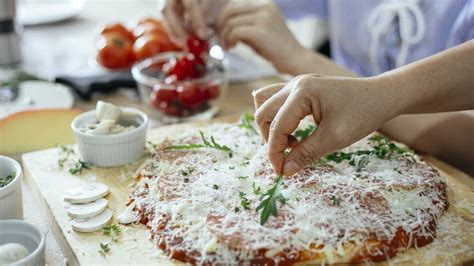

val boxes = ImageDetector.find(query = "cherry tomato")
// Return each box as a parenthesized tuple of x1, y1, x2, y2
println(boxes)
(202, 84, 220, 100)
(137, 17, 163, 28)
(133, 35, 167, 61)
(97, 32, 135, 69)
(133, 22, 167, 39)
(100, 23, 135, 42)
(152, 85, 178, 104)
(187, 35, 209, 58)
(158, 101, 183, 117)
(177, 84, 204, 108)
(168, 54, 206, 80)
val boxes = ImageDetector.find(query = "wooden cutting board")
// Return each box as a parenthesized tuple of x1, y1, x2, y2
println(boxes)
(21, 119, 474, 265)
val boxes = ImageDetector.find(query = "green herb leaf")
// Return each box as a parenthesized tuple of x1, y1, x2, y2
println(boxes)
(252, 182, 262, 195)
(68, 160, 91, 175)
(165, 131, 233, 157)
(239, 112, 257, 133)
(99, 242, 110, 257)
(239, 192, 251, 210)
(294, 124, 316, 141)
(0, 172, 15, 188)
(237, 175, 248, 180)
(212, 184, 219, 190)
(330, 195, 340, 206)
(256, 173, 286, 225)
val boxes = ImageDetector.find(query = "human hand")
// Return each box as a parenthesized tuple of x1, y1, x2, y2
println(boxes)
(161, 0, 226, 45)
(216, 1, 306, 73)
(253, 74, 400, 176)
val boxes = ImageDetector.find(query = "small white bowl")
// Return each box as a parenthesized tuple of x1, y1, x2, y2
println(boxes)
(0, 156, 23, 220)
(71, 107, 148, 167)
(0, 220, 46, 266)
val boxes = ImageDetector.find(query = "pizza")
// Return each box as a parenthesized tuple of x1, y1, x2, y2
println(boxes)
(127, 118, 449, 265)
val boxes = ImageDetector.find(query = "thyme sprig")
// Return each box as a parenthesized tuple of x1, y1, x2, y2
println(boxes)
(165, 131, 233, 157)
(99, 224, 122, 257)
(57, 145, 91, 175)
(256, 173, 286, 225)
(239, 112, 257, 133)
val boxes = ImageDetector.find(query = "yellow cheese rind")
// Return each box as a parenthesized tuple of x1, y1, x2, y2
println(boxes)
(0, 109, 83, 154)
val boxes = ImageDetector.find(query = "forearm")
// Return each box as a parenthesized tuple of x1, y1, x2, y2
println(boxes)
(377, 40, 474, 115)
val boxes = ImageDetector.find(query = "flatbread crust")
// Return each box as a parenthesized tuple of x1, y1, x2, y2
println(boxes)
(128, 122, 448, 265)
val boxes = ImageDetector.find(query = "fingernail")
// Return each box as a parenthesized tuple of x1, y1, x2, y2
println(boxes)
(283, 160, 299, 176)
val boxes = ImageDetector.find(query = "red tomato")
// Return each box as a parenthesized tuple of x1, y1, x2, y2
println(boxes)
(202, 84, 220, 100)
(133, 22, 167, 39)
(159, 101, 183, 117)
(100, 23, 135, 42)
(168, 54, 206, 80)
(152, 85, 178, 104)
(187, 35, 209, 58)
(177, 84, 204, 108)
(97, 32, 135, 69)
(133, 35, 167, 61)
(137, 17, 163, 28)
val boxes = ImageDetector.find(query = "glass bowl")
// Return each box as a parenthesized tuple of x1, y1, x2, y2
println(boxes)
(132, 52, 227, 123)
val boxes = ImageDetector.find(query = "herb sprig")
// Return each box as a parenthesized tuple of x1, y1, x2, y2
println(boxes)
(57, 145, 91, 175)
(294, 124, 316, 141)
(99, 224, 122, 257)
(166, 131, 233, 158)
(239, 112, 257, 133)
(0, 172, 15, 188)
(256, 173, 286, 225)
(69, 160, 91, 175)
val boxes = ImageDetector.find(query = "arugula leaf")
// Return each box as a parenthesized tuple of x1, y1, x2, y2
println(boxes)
(239, 112, 257, 133)
(165, 131, 233, 157)
(294, 124, 316, 141)
(256, 173, 286, 225)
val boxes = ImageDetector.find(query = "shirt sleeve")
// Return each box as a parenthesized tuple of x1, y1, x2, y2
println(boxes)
(274, 0, 328, 21)
(447, 0, 474, 47)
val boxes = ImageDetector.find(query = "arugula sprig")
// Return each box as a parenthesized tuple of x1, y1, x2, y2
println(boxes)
(294, 124, 316, 141)
(165, 131, 234, 157)
(256, 173, 286, 225)
(0, 172, 15, 188)
(99, 224, 122, 257)
(239, 112, 257, 133)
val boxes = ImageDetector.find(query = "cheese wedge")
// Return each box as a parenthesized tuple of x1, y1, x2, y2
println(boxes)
(0, 109, 82, 154)
(71, 208, 113, 233)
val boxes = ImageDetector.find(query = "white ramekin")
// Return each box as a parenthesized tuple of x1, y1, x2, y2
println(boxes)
(0, 220, 46, 266)
(71, 107, 148, 167)
(0, 156, 23, 220)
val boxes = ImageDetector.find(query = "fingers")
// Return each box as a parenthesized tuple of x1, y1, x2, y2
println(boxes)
(267, 85, 313, 175)
(254, 84, 290, 142)
(162, 0, 188, 44)
(253, 83, 285, 109)
(182, 0, 206, 38)
(216, 2, 260, 31)
(218, 14, 255, 48)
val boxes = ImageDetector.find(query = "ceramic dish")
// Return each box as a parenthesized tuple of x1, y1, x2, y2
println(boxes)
(0, 156, 23, 219)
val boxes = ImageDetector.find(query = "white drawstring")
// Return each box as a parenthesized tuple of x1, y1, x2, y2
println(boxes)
(367, 0, 425, 74)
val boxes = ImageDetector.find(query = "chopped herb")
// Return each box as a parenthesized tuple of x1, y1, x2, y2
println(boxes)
(229, 165, 235, 170)
(239, 192, 251, 210)
(99, 242, 110, 257)
(57, 144, 75, 168)
(330, 195, 340, 206)
(252, 182, 262, 195)
(145, 141, 157, 155)
(165, 131, 233, 157)
(237, 175, 248, 180)
(256, 173, 286, 225)
(0, 172, 15, 188)
(242, 161, 250, 167)
(394, 167, 402, 174)
(355, 155, 371, 172)
(284, 150, 290, 156)
(212, 184, 219, 190)
(239, 112, 257, 133)
(234, 207, 240, 212)
(180, 166, 195, 176)
(68, 160, 91, 175)
(184, 178, 189, 183)
(294, 124, 316, 141)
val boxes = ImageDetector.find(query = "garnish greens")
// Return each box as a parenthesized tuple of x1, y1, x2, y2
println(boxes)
(252, 182, 262, 195)
(256, 173, 286, 225)
(294, 124, 316, 141)
(99, 224, 122, 257)
(57, 144, 75, 168)
(239, 112, 257, 133)
(69, 160, 91, 175)
(212, 184, 219, 190)
(239, 192, 251, 210)
(165, 131, 233, 158)
(237, 175, 248, 180)
(330, 195, 340, 206)
(318, 134, 413, 172)
(0, 172, 15, 188)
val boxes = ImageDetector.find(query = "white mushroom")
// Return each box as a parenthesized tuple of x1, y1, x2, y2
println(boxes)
(96, 101, 122, 122)
(64, 183, 109, 204)
(66, 198, 108, 219)
(71, 208, 113, 233)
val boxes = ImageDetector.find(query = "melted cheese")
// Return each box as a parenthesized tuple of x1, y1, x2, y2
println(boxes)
(131, 122, 449, 264)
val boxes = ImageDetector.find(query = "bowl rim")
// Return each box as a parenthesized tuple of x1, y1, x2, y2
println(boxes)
(0, 156, 22, 195)
(131, 51, 224, 88)
(0, 219, 46, 264)
(71, 107, 148, 141)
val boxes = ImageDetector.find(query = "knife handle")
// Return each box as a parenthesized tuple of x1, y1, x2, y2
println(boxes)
(55, 71, 137, 101)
